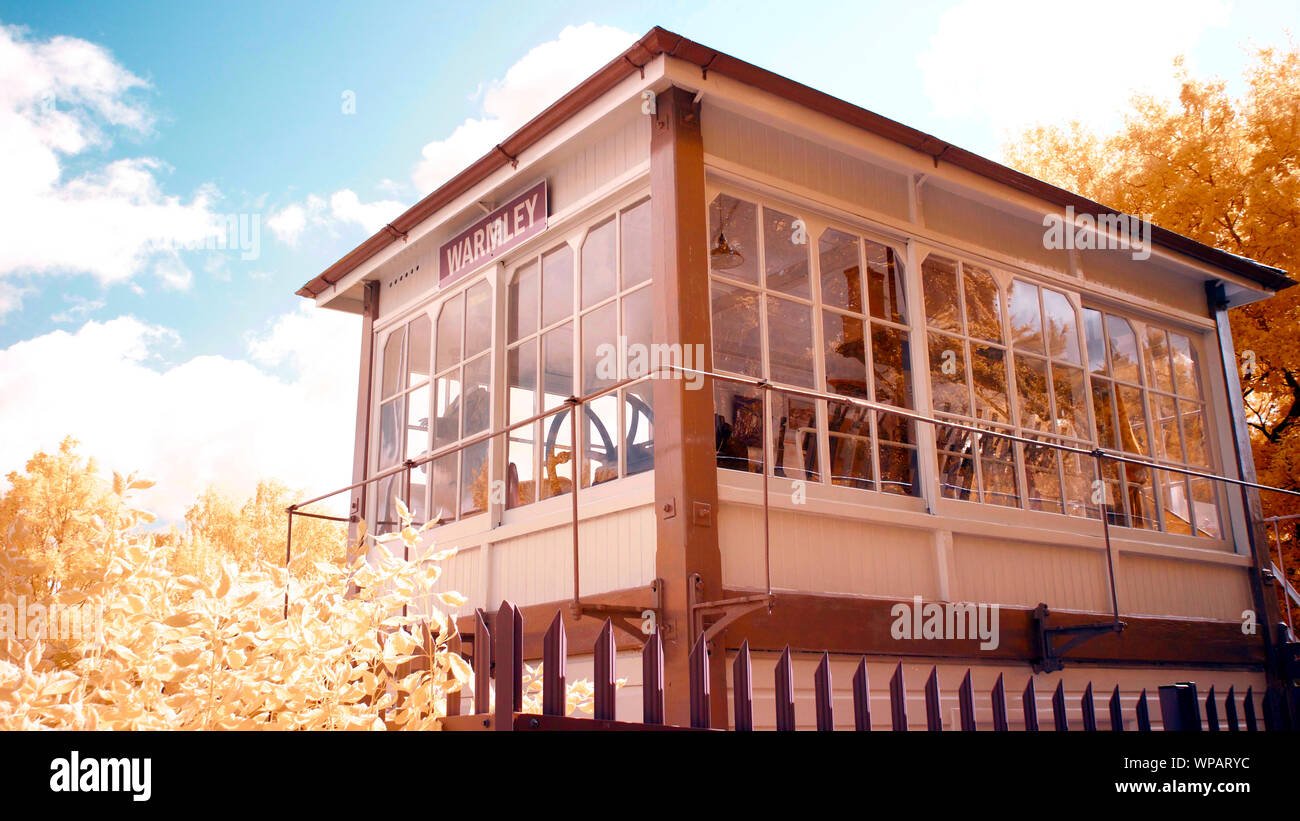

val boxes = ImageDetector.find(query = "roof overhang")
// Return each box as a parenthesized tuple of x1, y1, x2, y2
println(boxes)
(297, 26, 1294, 303)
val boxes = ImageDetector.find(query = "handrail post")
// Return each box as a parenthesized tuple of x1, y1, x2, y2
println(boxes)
(283, 505, 295, 619)
(569, 396, 581, 611)
(759, 380, 772, 603)
(1094, 450, 1122, 628)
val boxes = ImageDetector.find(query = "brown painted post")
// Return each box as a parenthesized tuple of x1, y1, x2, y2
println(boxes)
(650, 83, 725, 727)
(493, 602, 522, 731)
(348, 281, 379, 547)
(1207, 283, 1285, 694)
(472, 610, 491, 715)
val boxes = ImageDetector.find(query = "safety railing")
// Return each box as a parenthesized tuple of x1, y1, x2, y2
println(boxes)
(285, 363, 1300, 651)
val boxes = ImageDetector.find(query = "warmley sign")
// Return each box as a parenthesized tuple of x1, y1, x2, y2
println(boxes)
(439, 180, 547, 285)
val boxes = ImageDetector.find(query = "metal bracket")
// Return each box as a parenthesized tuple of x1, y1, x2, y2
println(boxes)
(687, 572, 774, 646)
(1031, 603, 1126, 673)
(571, 578, 662, 642)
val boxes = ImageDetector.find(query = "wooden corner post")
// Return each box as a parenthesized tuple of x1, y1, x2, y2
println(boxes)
(650, 85, 727, 727)
(349, 280, 380, 547)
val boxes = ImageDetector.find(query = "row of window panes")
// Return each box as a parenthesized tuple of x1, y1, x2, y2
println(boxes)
(708, 191, 1221, 538)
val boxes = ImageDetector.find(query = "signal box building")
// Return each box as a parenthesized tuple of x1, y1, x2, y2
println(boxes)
(298, 28, 1296, 728)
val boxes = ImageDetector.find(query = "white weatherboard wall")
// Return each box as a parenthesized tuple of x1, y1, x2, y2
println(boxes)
(729, 652, 1266, 731)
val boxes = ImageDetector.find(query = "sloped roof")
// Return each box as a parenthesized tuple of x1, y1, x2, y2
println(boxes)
(297, 26, 1293, 299)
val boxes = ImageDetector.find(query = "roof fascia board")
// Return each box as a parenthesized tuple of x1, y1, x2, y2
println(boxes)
(313, 55, 665, 309)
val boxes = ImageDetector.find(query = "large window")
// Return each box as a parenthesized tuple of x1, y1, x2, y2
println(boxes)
(921, 248, 1220, 537)
(1084, 308, 1220, 536)
(709, 191, 917, 495)
(429, 280, 492, 523)
(505, 198, 654, 510)
(377, 314, 431, 532)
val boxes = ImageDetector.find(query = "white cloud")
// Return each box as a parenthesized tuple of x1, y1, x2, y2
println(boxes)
(50, 294, 105, 324)
(0, 25, 227, 309)
(412, 23, 636, 192)
(0, 306, 360, 520)
(919, 0, 1231, 138)
(266, 190, 402, 247)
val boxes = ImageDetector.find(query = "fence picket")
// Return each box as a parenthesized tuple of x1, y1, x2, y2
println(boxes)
(1052, 681, 1068, 732)
(1081, 682, 1097, 732)
(1109, 685, 1123, 732)
(1224, 685, 1239, 732)
(814, 652, 834, 731)
(472, 609, 491, 715)
(958, 669, 976, 731)
(924, 667, 942, 731)
(593, 618, 616, 722)
(642, 630, 664, 725)
(775, 646, 796, 732)
(733, 640, 754, 732)
(542, 611, 566, 717)
(852, 658, 871, 732)
(890, 663, 908, 731)
(991, 673, 1008, 732)
(1136, 689, 1151, 732)
(1023, 678, 1039, 732)
(689, 634, 710, 729)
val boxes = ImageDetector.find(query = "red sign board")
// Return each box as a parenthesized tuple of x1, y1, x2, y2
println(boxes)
(439, 180, 547, 285)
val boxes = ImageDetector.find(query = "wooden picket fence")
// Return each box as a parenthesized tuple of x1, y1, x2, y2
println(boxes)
(437, 601, 1296, 731)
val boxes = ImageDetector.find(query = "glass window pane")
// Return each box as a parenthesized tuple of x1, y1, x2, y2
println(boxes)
(1042, 289, 1081, 365)
(1014, 354, 1052, 432)
(1116, 385, 1149, 456)
(430, 454, 458, 523)
(582, 301, 617, 394)
(623, 383, 654, 477)
(922, 255, 961, 332)
(936, 424, 977, 500)
(436, 293, 463, 374)
(621, 199, 652, 289)
(711, 280, 762, 377)
(871, 323, 912, 409)
(818, 228, 861, 314)
(1007, 281, 1043, 353)
(1024, 443, 1063, 514)
(709, 194, 759, 285)
(379, 398, 402, 468)
(1168, 333, 1202, 398)
(1180, 403, 1209, 466)
(970, 344, 1011, 425)
(766, 295, 815, 388)
(1190, 478, 1221, 538)
(1105, 314, 1140, 384)
(1122, 464, 1158, 530)
(507, 425, 536, 510)
(540, 407, 572, 500)
(382, 327, 405, 398)
(715, 380, 763, 474)
(376, 474, 400, 534)
(1092, 380, 1119, 450)
(979, 436, 1020, 508)
(583, 394, 620, 488)
(1061, 451, 1097, 519)
(828, 402, 873, 489)
(823, 310, 866, 389)
(542, 244, 574, 328)
(1083, 308, 1107, 374)
(508, 262, 538, 343)
(762, 207, 810, 298)
(582, 217, 617, 309)
(1160, 471, 1193, 536)
(542, 322, 574, 411)
(405, 383, 429, 461)
(465, 281, 492, 357)
(408, 316, 431, 385)
(622, 286, 653, 377)
(928, 333, 969, 416)
(462, 354, 490, 436)
(1152, 395, 1182, 462)
(771, 394, 818, 482)
(877, 410, 916, 496)
(963, 266, 1003, 344)
(1145, 327, 1174, 394)
(460, 440, 489, 518)
(865, 240, 906, 324)
(433, 370, 462, 450)
(1052, 365, 1088, 441)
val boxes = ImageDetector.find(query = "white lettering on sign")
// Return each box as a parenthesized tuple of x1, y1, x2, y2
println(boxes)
(440, 180, 547, 285)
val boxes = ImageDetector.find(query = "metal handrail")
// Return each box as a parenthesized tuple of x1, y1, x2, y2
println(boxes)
(284, 362, 1300, 642)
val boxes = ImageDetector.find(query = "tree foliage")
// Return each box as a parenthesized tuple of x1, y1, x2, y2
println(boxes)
(1005, 44, 1300, 594)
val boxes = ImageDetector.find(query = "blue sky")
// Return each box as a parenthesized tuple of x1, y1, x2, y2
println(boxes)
(0, 0, 1293, 517)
